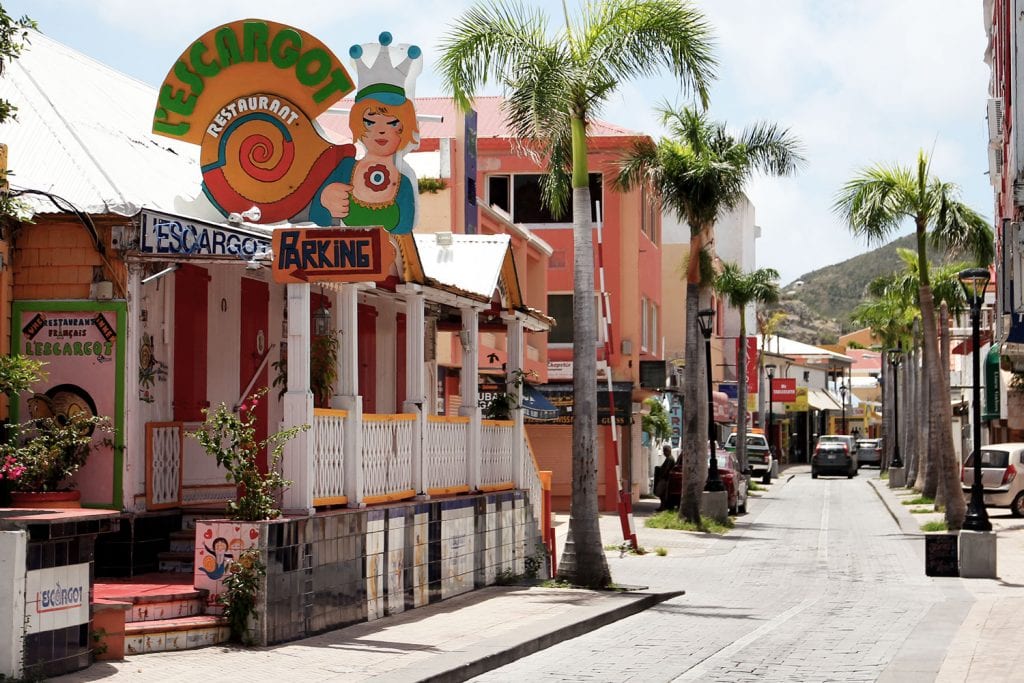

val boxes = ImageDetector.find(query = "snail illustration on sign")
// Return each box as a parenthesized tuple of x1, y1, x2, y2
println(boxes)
(153, 21, 422, 234)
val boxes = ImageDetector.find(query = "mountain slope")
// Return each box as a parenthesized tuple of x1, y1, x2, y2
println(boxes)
(767, 233, 966, 344)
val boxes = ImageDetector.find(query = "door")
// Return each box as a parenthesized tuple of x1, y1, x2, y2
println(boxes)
(240, 278, 269, 472)
(358, 304, 377, 413)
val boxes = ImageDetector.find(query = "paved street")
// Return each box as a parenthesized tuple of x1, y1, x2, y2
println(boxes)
(475, 467, 1023, 682)
(52, 466, 1024, 682)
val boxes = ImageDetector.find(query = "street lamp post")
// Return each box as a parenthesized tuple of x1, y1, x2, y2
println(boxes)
(839, 383, 848, 434)
(959, 267, 992, 532)
(887, 347, 903, 469)
(765, 363, 776, 464)
(697, 308, 725, 492)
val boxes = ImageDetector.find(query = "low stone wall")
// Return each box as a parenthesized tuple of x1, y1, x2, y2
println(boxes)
(195, 489, 546, 646)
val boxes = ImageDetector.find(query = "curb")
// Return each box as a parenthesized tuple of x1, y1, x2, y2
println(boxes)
(387, 589, 685, 683)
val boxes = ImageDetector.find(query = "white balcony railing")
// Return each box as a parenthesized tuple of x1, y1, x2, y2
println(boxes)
(423, 415, 470, 495)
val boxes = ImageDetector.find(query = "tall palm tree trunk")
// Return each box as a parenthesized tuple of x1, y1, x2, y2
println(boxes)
(679, 280, 705, 524)
(557, 185, 611, 587)
(735, 325, 749, 474)
(919, 289, 967, 528)
(934, 302, 953, 509)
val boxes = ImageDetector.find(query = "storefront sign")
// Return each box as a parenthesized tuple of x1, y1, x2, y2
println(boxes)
(13, 302, 127, 508)
(140, 210, 270, 259)
(784, 387, 809, 413)
(153, 21, 424, 233)
(772, 378, 797, 403)
(528, 382, 633, 425)
(270, 226, 396, 283)
(26, 563, 90, 634)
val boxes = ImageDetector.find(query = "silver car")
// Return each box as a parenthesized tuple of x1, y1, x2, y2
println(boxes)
(961, 443, 1024, 517)
(855, 438, 883, 467)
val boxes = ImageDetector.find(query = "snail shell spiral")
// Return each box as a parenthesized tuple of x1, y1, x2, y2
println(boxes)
(200, 93, 354, 224)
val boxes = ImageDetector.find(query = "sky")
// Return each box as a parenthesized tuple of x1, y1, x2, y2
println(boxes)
(3, 0, 992, 285)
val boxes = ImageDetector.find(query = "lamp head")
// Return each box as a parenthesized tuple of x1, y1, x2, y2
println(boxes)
(887, 348, 902, 366)
(958, 267, 990, 307)
(765, 363, 776, 379)
(696, 308, 714, 340)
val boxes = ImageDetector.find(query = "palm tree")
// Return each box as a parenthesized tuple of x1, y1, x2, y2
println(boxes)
(713, 263, 780, 476)
(616, 106, 804, 524)
(439, 0, 716, 587)
(833, 150, 992, 530)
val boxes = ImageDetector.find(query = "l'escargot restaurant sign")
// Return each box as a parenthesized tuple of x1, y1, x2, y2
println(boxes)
(140, 209, 270, 259)
(270, 226, 395, 284)
(153, 20, 423, 234)
(26, 563, 90, 634)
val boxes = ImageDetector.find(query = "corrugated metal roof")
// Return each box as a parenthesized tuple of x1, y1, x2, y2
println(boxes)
(414, 232, 512, 300)
(0, 29, 200, 216)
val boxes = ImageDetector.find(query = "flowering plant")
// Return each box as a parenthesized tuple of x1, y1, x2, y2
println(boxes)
(191, 387, 309, 521)
(0, 412, 112, 492)
(219, 547, 265, 644)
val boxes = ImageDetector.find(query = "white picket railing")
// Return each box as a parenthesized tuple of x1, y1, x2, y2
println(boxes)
(480, 420, 515, 488)
(313, 408, 347, 505)
(520, 434, 544, 533)
(361, 414, 416, 501)
(423, 415, 470, 494)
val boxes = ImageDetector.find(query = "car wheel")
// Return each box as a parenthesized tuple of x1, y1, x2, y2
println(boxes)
(1012, 492, 1024, 518)
(739, 500, 747, 514)
(847, 471, 855, 479)
(729, 504, 737, 515)
(811, 468, 818, 479)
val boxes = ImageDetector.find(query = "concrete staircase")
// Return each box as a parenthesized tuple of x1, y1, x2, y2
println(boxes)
(93, 508, 231, 657)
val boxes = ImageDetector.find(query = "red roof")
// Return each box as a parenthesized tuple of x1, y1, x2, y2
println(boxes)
(318, 96, 641, 143)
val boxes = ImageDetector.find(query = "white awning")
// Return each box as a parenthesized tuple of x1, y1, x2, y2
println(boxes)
(807, 389, 841, 411)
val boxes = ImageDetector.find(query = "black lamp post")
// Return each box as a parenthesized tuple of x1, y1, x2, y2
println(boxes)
(887, 346, 903, 468)
(765, 363, 776, 463)
(959, 267, 992, 532)
(697, 308, 725, 492)
(839, 383, 848, 434)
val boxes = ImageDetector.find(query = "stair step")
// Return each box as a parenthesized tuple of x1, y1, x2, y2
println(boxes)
(169, 530, 196, 553)
(95, 573, 209, 623)
(125, 615, 229, 654)
(158, 550, 195, 573)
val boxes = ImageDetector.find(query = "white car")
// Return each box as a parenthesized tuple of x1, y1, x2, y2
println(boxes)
(961, 443, 1024, 516)
(724, 431, 772, 484)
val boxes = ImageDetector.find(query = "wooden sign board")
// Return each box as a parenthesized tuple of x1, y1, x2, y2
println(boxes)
(271, 226, 396, 284)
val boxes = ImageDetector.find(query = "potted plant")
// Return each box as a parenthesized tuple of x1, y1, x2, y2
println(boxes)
(0, 411, 112, 507)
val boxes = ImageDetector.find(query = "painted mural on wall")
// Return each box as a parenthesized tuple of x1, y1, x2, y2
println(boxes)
(153, 20, 423, 234)
(12, 302, 127, 508)
(138, 333, 167, 403)
(194, 520, 261, 610)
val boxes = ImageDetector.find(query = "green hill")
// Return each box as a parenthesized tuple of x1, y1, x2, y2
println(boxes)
(770, 233, 967, 344)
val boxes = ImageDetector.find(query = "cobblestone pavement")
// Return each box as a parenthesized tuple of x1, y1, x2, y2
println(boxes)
(473, 467, 1024, 682)
(52, 466, 1024, 682)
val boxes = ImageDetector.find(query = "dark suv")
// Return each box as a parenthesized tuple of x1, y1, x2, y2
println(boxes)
(812, 441, 857, 478)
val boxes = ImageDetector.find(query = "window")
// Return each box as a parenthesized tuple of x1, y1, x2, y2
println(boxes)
(548, 294, 574, 344)
(649, 300, 659, 355)
(547, 293, 601, 345)
(487, 173, 603, 224)
(640, 296, 649, 351)
(640, 185, 660, 244)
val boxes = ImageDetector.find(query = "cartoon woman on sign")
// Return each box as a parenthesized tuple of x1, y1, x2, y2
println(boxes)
(198, 536, 233, 581)
(309, 32, 422, 234)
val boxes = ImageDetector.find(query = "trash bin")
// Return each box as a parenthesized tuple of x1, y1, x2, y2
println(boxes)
(925, 534, 959, 577)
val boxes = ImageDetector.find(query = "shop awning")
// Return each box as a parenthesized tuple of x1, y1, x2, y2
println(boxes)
(807, 389, 841, 411)
(522, 384, 558, 421)
(952, 330, 992, 355)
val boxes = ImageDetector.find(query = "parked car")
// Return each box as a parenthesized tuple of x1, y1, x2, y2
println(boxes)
(855, 438, 883, 467)
(811, 441, 857, 478)
(961, 443, 1024, 517)
(667, 449, 749, 515)
(724, 430, 773, 484)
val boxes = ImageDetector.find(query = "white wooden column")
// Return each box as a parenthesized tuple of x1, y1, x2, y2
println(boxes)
(123, 264, 144, 511)
(503, 312, 526, 488)
(459, 306, 482, 490)
(283, 282, 314, 514)
(399, 285, 427, 495)
(338, 283, 364, 505)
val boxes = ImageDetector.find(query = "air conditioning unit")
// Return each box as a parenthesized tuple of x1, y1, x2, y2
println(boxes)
(990, 145, 1004, 184)
(988, 97, 1005, 142)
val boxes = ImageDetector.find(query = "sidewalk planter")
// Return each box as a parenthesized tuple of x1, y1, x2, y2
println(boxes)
(194, 490, 543, 646)
(9, 490, 82, 509)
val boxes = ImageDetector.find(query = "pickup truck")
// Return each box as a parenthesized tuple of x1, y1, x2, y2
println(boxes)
(724, 431, 773, 484)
